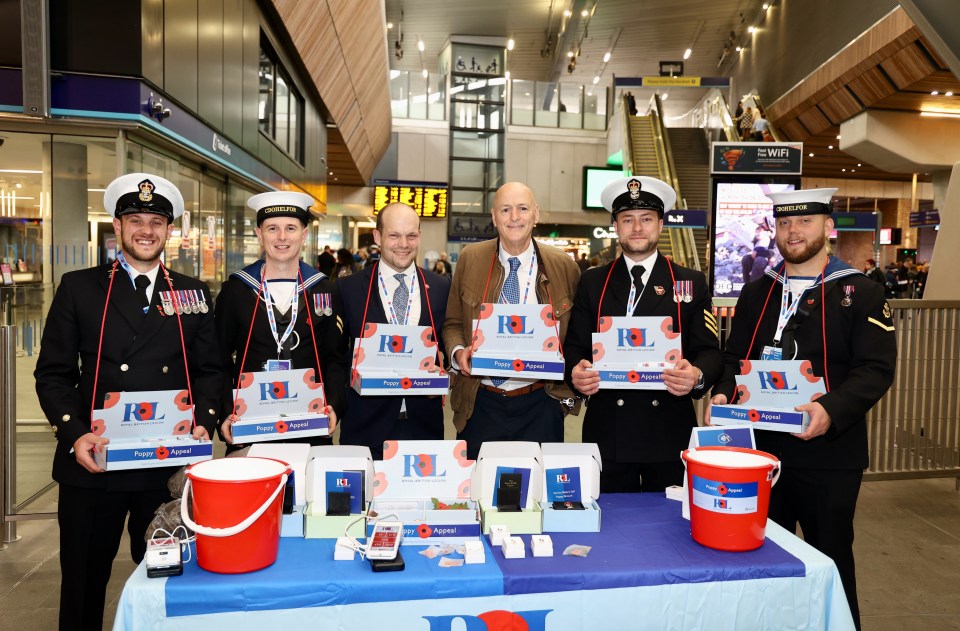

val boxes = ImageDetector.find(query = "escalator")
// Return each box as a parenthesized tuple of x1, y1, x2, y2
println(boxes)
(666, 127, 711, 272)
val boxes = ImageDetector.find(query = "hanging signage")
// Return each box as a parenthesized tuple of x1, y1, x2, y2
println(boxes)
(710, 142, 803, 175)
(831, 212, 878, 231)
(373, 180, 448, 219)
(909, 208, 940, 227)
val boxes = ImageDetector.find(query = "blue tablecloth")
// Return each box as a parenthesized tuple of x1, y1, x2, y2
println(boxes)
(116, 494, 854, 630)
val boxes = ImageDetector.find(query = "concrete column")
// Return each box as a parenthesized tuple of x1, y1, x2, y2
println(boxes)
(924, 162, 960, 299)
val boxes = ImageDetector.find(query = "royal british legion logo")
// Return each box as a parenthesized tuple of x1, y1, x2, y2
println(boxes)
(497, 315, 532, 335)
(423, 609, 553, 631)
(404, 454, 446, 478)
(556, 473, 570, 483)
(757, 371, 796, 391)
(617, 327, 653, 348)
(260, 381, 295, 400)
(379, 334, 412, 354)
(122, 402, 164, 422)
(334, 478, 350, 487)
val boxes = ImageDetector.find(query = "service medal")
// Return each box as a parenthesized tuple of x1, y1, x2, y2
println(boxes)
(841, 285, 854, 307)
(161, 292, 175, 316)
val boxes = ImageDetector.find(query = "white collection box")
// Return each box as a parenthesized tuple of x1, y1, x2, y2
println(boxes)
(304, 445, 375, 539)
(368, 440, 480, 546)
(230, 368, 330, 443)
(539, 442, 602, 532)
(588, 316, 682, 389)
(91, 389, 211, 471)
(710, 360, 824, 433)
(470, 303, 565, 380)
(472, 441, 544, 535)
(351, 323, 449, 396)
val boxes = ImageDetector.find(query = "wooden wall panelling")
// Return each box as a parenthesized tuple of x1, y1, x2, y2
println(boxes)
(847, 66, 898, 107)
(796, 106, 833, 136)
(819, 87, 864, 124)
(880, 43, 937, 89)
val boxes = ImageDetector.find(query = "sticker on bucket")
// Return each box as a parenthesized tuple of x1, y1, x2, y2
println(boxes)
(691, 475, 758, 514)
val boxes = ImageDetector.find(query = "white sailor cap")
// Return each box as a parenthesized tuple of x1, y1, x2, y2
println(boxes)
(766, 188, 838, 218)
(104, 173, 184, 221)
(248, 191, 315, 226)
(600, 176, 677, 218)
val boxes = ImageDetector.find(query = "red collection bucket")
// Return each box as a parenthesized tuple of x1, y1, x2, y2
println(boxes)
(180, 457, 292, 573)
(681, 446, 781, 552)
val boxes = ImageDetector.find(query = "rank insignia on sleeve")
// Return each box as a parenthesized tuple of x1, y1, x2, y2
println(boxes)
(883, 302, 892, 319)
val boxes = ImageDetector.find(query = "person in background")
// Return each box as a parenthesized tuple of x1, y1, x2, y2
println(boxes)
(317, 245, 337, 277)
(708, 187, 896, 629)
(864, 258, 885, 286)
(215, 191, 345, 450)
(577, 252, 590, 272)
(433, 259, 449, 277)
(442, 181, 581, 460)
(334, 248, 358, 278)
(752, 110, 770, 141)
(35, 173, 223, 631)
(438, 252, 453, 276)
(365, 244, 381, 269)
(739, 106, 755, 141)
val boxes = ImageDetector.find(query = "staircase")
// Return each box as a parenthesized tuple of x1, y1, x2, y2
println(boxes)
(627, 115, 675, 259)
(666, 127, 712, 271)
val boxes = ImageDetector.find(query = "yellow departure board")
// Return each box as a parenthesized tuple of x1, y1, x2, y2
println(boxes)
(373, 183, 448, 218)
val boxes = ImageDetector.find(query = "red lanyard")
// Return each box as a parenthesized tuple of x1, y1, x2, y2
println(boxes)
(233, 267, 326, 416)
(596, 256, 683, 360)
(91, 261, 197, 432)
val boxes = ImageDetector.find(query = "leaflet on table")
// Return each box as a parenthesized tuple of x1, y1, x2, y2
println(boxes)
(370, 440, 479, 545)
(470, 303, 564, 380)
(230, 367, 329, 443)
(351, 323, 448, 395)
(710, 360, 823, 433)
(304, 445, 375, 538)
(539, 443, 602, 532)
(91, 389, 212, 471)
(588, 316, 682, 390)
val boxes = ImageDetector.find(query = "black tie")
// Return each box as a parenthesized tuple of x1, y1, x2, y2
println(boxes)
(134, 275, 151, 310)
(631, 265, 646, 296)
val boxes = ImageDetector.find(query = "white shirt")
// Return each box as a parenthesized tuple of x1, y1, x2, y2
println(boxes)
(377, 260, 422, 326)
(119, 257, 160, 306)
(483, 241, 539, 391)
(264, 279, 296, 314)
(623, 251, 658, 312)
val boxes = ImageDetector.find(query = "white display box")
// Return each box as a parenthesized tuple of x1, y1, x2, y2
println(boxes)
(351, 323, 448, 396)
(231, 368, 329, 443)
(280, 505, 305, 538)
(90, 389, 212, 471)
(589, 316, 682, 390)
(539, 442, 602, 532)
(248, 443, 311, 506)
(370, 440, 480, 546)
(472, 441, 544, 535)
(303, 445, 374, 538)
(471, 303, 565, 380)
(709, 359, 823, 434)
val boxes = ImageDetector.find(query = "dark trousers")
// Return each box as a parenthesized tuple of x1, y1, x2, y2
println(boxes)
(58, 484, 171, 631)
(600, 460, 685, 493)
(768, 467, 863, 630)
(457, 386, 563, 460)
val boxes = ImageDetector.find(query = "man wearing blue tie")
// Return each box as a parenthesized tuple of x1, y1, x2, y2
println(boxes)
(338, 203, 449, 458)
(443, 182, 581, 460)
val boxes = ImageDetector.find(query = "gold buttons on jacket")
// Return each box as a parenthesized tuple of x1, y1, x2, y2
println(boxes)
(120, 363, 129, 372)
(162, 366, 169, 374)
(652, 400, 660, 407)
(61, 414, 70, 422)
(208, 408, 216, 416)
(616, 399, 624, 407)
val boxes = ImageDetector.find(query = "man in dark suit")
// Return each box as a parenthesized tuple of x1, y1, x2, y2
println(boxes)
(338, 203, 449, 458)
(565, 176, 723, 492)
(34, 173, 223, 631)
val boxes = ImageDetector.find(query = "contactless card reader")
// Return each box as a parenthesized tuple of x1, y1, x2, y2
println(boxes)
(145, 537, 183, 578)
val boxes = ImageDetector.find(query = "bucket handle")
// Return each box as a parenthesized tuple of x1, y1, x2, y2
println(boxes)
(180, 472, 289, 538)
(768, 462, 781, 487)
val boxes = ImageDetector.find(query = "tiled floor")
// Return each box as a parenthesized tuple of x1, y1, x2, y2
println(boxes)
(4, 385, 960, 630)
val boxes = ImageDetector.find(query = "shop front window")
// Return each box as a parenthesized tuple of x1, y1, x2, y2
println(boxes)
(259, 33, 305, 163)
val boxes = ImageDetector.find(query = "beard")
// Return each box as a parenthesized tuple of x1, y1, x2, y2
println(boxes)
(620, 234, 659, 258)
(777, 231, 827, 265)
(120, 231, 165, 265)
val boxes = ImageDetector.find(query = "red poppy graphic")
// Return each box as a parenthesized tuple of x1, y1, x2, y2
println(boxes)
(175, 390, 191, 411)
(627, 371, 641, 383)
(172, 419, 191, 435)
(234, 398, 247, 416)
(748, 409, 760, 422)
(421, 327, 437, 347)
(102, 391, 121, 409)
(304, 369, 322, 389)
(665, 349, 680, 364)
(91, 419, 106, 436)
(661, 316, 679, 340)
(768, 371, 787, 389)
(471, 329, 486, 350)
(542, 336, 559, 352)
(417, 455, 435, 476)
(598, 316, 614, 333)
(308, 398, 325, 413)
(508, 316, 525, 334)
(382, 441, 399, 460)
(717, 484, 728, 495)
(592, 342, 605, 363)
(275, 420, 289, 433)
(401, 378, 413, 389)
(799, 360, 819, 383)
(540, 304, 558, 326)
(361, 322, 378, 338)
(155, 446, 169, 460)
(739, 359, 752, 375)
(735, 385, 751, 404)
(512, 359, 525, 372)
(238, 372, 254, 389)
(477, 303, 494, 320)
(418, 524, 433, 539)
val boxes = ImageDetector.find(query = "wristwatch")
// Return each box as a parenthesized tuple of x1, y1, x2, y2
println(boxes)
(692, 368, 705, 390)
(559, 397, 577, 411)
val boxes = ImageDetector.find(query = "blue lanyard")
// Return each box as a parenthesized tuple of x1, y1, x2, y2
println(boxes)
(260, 267, 299, 356)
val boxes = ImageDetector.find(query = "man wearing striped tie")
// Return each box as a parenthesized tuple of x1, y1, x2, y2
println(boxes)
(564, 176, 723, 492)
(443, 182, 581, 460)
(338, 203, 450, 458)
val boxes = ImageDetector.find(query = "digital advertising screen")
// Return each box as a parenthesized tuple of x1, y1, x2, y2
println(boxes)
(582, 166, 624, 210)
(711, 181, 796, 298)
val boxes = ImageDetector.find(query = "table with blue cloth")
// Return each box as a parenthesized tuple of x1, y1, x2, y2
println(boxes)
(114, 494, 855, 630)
